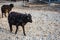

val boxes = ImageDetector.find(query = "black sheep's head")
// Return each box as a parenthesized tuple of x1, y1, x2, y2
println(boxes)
(10, 4, 14, 8)
(27, 14, 32, 23)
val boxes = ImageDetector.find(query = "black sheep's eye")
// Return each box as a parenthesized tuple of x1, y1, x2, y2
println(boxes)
(27, 17, 30, 20)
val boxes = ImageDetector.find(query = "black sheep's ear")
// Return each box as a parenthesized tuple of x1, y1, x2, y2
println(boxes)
(10, 4, 14, 7)
(27, 14, 31, 19)
(28, 14, 30, 15)
(28, 14, 31, 17)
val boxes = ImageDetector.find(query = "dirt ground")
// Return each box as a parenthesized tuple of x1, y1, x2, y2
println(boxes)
(0, 1, 60, 40)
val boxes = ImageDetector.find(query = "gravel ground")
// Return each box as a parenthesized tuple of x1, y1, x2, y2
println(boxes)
(0, 1, 60, 40)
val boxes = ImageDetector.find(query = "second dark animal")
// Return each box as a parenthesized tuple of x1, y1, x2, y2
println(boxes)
(8, 12, 32, 36)
(1, 4, 14, 18)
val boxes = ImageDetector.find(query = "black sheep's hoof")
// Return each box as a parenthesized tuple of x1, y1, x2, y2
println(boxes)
(15, 32, 17, 34)
(24, 34, 26, 36)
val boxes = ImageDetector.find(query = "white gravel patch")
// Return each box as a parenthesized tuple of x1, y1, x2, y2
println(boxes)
(0, 9, 60, 40)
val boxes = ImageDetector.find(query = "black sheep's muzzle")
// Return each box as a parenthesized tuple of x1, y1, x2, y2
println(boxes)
(30, 20, 32, 23)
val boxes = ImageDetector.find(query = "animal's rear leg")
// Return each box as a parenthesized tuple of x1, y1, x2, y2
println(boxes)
(2, 13, 3, 18)
(4, 13, 7, 17)
(9, 24, 12, 32)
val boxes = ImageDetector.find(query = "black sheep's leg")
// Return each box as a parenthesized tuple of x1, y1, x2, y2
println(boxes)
(2, 13, 3, 18)
(4, 13, 7, 17)
(15, 25, 18, 34)
(9, 24, 12, 32)
(22, 26, 26, 36)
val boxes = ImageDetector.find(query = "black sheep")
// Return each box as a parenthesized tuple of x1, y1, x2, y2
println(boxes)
(1, 4, 14, 18)
(8, 12, 32, 36)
